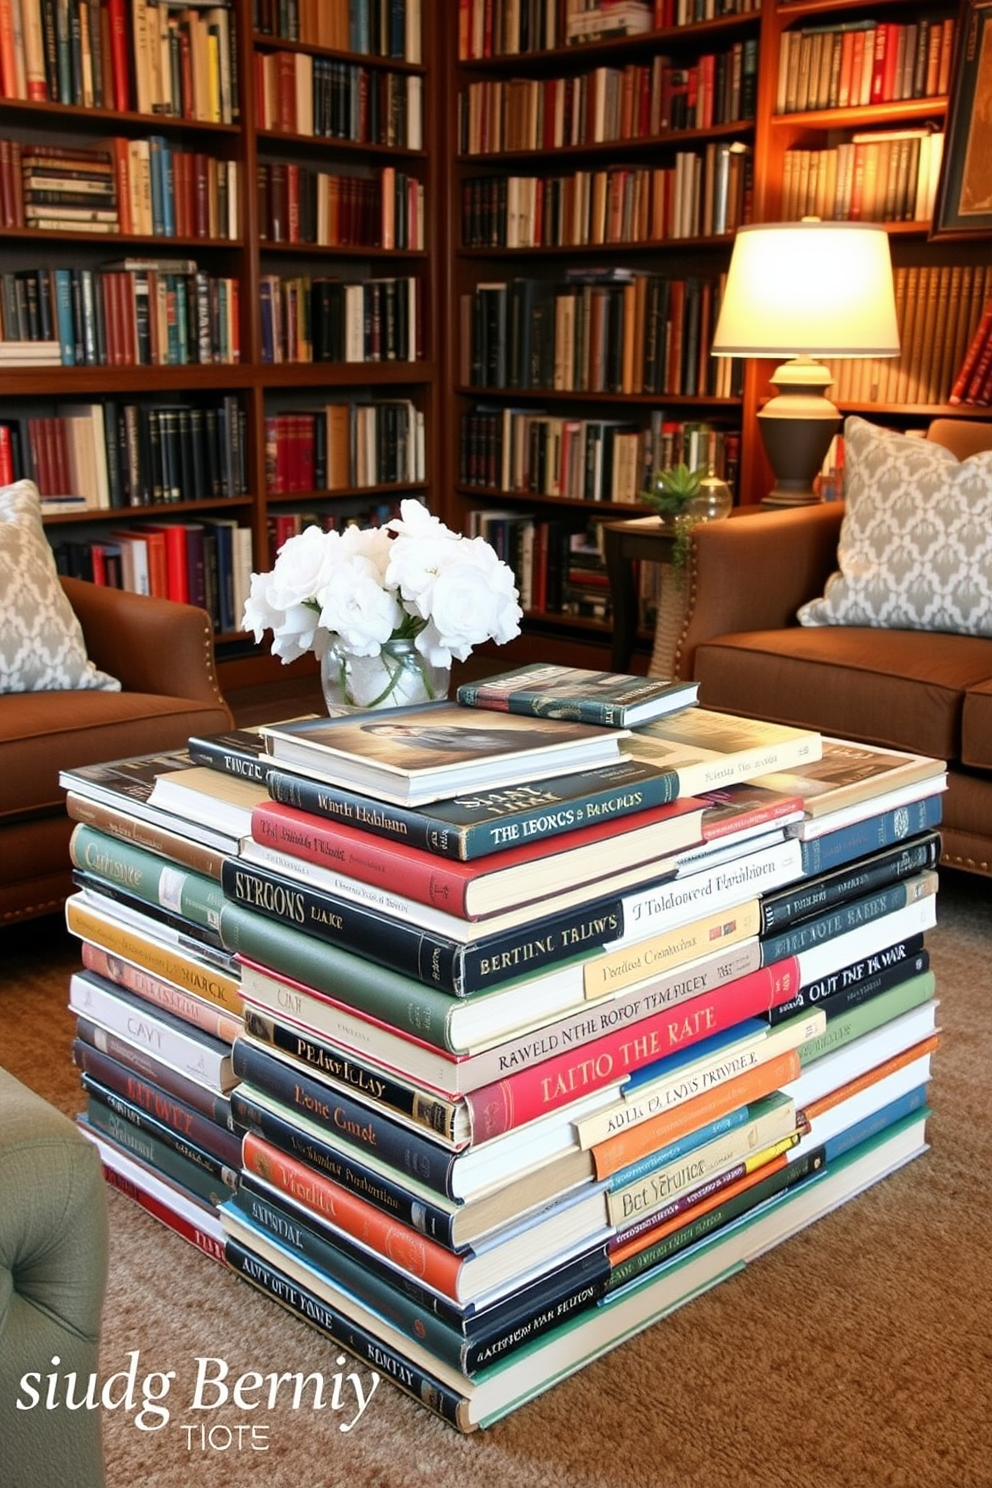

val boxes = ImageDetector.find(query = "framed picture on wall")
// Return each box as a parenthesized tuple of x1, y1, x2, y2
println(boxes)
(932, 0, 992, 236)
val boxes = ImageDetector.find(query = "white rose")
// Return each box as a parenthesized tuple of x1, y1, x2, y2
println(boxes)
(317, 555, 404, 656)
(415, 541, 522, 664)
(242, 569, 320, 664)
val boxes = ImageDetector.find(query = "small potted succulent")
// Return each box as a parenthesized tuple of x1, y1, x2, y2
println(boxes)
(642, 462, 733, 578)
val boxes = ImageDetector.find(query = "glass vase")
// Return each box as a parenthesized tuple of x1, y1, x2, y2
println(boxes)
(319, 637, 451, 714)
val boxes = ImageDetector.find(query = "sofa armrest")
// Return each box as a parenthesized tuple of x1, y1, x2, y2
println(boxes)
(674, 503, 845, 681)
(62, 577, 233, 719)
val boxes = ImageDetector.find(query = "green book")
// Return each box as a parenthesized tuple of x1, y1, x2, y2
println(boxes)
(69, 822, 227, 933)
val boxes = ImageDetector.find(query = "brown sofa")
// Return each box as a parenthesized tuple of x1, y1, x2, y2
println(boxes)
(665, 420, 992, 878)
(1, 579, 233, 926)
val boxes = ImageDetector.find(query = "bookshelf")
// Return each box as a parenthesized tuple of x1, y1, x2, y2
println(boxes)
(739, 0, 992, 505)
(0, 0, 435, 685)
(443, 2, 759, 664)
(2, 2, 990, 672)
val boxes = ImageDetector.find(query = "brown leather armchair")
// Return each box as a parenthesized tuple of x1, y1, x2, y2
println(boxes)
(1, 579, 234, 925)
(663, 420, 992, 878)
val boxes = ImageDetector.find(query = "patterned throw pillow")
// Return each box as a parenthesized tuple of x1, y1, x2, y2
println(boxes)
(798, 416, 992, 636)
(0, 480, 120, 693)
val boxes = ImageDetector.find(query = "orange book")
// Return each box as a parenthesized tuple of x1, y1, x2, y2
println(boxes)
(800, 1034, 939, 1122)
(592, 1046, 803, 1180)
(241, 1131, 467, 1301)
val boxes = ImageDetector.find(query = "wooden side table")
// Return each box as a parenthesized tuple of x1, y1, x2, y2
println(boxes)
(602, 516, 675, 672)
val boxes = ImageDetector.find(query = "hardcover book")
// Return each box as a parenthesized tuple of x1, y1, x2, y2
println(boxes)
(749, 738, 947, 821)
(260, 703, 630, 806)
(455, 662, 699, 727)
(622, 708, 823, 794)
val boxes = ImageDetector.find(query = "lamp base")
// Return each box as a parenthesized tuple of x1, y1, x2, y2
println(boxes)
(757, 356, 841, 509)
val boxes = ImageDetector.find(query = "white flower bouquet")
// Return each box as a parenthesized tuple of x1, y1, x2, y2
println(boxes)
(242, 501, 522, 705)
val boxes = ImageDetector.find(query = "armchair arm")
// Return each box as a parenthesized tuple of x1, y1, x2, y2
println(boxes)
(674, 503, 845, 681)
(61, 577, 232, 719)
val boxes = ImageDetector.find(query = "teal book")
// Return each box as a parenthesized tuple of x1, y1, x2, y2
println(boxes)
(456, 663, 699, 728)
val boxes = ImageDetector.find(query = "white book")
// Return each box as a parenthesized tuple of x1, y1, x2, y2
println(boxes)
(69, 969, 236, 1093)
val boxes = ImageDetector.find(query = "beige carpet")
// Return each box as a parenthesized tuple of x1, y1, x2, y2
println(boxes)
(2, 870, 990, 1488)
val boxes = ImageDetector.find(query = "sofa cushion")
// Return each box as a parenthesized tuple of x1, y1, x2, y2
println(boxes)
(0, 691, 233, 823)
(0, 480, 120, 694)
(693, 626, 992, 760)
(962, 677, 992, 770)
(797, 417, 992, 637)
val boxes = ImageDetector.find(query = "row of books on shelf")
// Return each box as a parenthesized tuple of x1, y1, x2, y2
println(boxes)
(781, 127, 943, 227)
(821, 264, 989, 410)
(0, 136, 240, 240)
(265, 496, 405, 567)
(458, 44, 757, 156)
(0, 0, 237, 119)
(58, 669, 945, 1428)
(53, 513, 252, 629)
(461, 269, 738, 399)
(458, 407, 739, 504)
(775, 15, 955, 116)
(0, 260, 239, 368)
(0, 395, 246, 508)
(461, 141, 752, 249)
(259, 272, 422, 366)
(254, 53, 423, 149)
(252, 0, 423, 61)
(264, 399, 426, 495)
(467, 513, 612, 617)
(458, 0, 758, 60)
(256, 160, 425, 250)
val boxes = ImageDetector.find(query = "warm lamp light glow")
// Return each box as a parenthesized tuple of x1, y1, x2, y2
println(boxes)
(712, 221, 900, 506)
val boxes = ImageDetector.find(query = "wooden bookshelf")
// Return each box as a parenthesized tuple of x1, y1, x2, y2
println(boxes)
(1, 1, 989, 674)
(0, 0, 436, 684)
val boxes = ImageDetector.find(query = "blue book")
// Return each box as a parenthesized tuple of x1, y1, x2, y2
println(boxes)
(759, 870, 937, 966)
(821, 1086, 930, 1163)
(607, 1103, 750, 1192)
(799, 796, 943, 875)
(148, 136, 166, 237)
(52, 268, 75, 364)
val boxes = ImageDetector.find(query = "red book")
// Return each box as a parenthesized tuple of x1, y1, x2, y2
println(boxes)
(949, 304, 992, 404)
(0, 422, 13, 483)
(144, 523, 189, 602)
(249, 794, 708, 920)
(106, 0, 131, 113)
(461, 961, 804, 1141)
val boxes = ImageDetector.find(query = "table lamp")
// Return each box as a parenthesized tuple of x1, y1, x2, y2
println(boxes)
(711, 221, 900, 506)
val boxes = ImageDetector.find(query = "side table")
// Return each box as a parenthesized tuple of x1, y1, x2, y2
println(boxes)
(602, 516, 675, 671)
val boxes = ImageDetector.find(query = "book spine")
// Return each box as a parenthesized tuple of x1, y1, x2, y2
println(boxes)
(249, 799, 482, 915)
(607, 1143, 826, 1283)
(83, 1076, 240, 1187)
(73, 1035, 239, 1156)
(799, 796, 943, 877)
(759, 832, 940, 933)
(64, 792, 229, 880)
(224, 1201, 478, 1371)
(73, 1030, 235, 1132)
(218, 902, 469, 1054)
(79, 939, 242, 1043)
(230, 1084, 459, 1239)
(81, 1100, 233, 1210)
(223, 1236, 469, 1429)
(221, 854, 623, 996)
(187, 732, 273, 784)
(240, 1132, 466, 1301)
(264, 762, 682, 863)
(240, 1004, 461, 1142)
(98, 1151, 227, 1262)
(759, 872, 938, 967)
(463, 955, 802, 1140)
(769, 943, 929, 1026)
(69, 823, 227, 933)
(69, 970, 233, 1092)
(231, 1036, 459, 1200)
(64, 893, 242, 1014)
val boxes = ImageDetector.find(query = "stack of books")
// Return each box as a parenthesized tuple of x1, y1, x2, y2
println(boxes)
(62, 668, 946, 1429)
(58, 749, 266, 1262)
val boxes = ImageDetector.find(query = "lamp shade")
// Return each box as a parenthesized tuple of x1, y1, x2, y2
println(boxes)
(711, 221, 900, 359)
